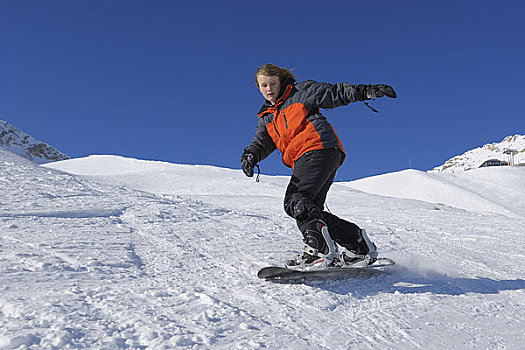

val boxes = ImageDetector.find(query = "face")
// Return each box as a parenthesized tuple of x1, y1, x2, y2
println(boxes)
(257, 75, 281, 105)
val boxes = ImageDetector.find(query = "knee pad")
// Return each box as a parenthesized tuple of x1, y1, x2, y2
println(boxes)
(284, 193, 318, 222)
(284, 193, 304, 220)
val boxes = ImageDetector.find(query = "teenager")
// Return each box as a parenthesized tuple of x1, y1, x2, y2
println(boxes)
(242, 63, 396, 269)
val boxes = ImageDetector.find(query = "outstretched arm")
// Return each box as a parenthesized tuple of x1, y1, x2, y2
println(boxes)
(304, 81, 396, 110)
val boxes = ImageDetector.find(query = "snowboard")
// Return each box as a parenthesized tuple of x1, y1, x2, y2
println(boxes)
(257, 257, 395, 281)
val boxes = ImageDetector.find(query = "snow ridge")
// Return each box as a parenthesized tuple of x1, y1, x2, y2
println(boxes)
(0, 120, 69, 164)
(343, 168, 525, 219)
(431, 134, 525, 173)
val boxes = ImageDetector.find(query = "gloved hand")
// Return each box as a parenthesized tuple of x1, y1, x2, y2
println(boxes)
(241, 151, 257, 177)
(366, 84, 397, 99)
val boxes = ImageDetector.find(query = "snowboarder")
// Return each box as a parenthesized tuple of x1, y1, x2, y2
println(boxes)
(241, 63, 396, 270)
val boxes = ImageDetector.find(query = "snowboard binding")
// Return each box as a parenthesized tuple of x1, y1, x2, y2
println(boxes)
(339, 229, 378, 267)
(286, 224, 378, 271)
(286, 221, 340, 270)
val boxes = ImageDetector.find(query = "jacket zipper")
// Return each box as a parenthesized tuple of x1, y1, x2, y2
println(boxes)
(282, 111, 289, 129)
(272, 117, 281, 137)
(272, 110, 289, 138)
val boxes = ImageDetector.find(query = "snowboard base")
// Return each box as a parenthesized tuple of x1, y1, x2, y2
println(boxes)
(258, 257, 395, 281)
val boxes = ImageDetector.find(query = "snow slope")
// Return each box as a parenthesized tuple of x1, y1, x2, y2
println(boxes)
(342, 168, 525, 219)
(2, 151, 525, 349)
(42, 154, 289, 199)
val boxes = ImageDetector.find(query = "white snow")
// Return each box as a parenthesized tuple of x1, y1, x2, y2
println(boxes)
(431, 134, 525, 173)
(0, 120, 69, 164)
(342, 168, 525, 219)
(1, 150, 524, 349)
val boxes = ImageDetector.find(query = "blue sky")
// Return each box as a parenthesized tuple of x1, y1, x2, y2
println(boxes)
(1, 0, 523, 180)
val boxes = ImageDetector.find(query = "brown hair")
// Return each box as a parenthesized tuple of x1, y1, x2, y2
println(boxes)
(255, 63, 296, 87)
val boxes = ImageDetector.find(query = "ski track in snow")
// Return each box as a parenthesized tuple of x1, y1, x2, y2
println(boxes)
(1, 151, 525, 349)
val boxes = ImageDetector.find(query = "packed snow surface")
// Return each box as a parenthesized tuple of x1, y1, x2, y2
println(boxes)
(343, 169, 525, 219)
(2, 152, 524, 349)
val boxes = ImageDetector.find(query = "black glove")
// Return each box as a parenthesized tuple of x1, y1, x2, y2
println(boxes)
(366, 84, 397, 99)
(241, 151, 257, 177)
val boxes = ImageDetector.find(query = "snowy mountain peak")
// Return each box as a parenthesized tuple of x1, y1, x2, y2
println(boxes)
(0, 120, 69, 164)
(431, 134, 525, 173)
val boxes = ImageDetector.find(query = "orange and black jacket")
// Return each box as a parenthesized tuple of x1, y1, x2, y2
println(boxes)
(245, 80, 369, 169)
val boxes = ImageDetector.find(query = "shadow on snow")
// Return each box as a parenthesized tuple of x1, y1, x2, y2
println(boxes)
(272, 266, 525, 298)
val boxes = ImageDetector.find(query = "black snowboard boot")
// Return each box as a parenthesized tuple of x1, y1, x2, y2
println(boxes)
(342, 228, 378, 265)
(286, 220, 337, 269)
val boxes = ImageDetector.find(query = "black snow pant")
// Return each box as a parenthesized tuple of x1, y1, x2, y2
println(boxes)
(283, 148, 362, 251)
